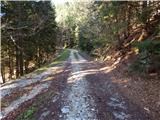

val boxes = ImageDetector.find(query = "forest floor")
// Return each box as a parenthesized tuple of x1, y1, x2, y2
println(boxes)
(1, 49, 160, 120)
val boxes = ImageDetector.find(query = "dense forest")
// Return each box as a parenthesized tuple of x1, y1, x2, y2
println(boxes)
(1, 1, 160, 83)
(1, 1, 57, 83)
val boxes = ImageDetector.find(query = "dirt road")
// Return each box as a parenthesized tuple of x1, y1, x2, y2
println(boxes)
(1, 49, 156, 120)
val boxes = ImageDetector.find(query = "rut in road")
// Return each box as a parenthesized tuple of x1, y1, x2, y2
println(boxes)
(60, 49, 97, 120)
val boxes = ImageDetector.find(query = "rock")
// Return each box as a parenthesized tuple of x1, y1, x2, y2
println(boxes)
(52, 95, 59, 103)
(91, 108, 95, 111)
(144, 107, 150, 113)
(61, 106, 70, 114)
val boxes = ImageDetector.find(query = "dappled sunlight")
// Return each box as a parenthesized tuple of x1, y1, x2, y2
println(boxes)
(100, 57, 122, 73)
(72, 69, 99, 76)
(42, 76, 55, 82)
(100, 66, 116, 73)
(71, 61, 86, 64)
(50, 68, 63, 73)
(0, 63, 65, 99)
(0, 84, 17, 90)
(67, 69, 99, 84)
(62, 49, 97, 119)
(112, 79, 129, 84)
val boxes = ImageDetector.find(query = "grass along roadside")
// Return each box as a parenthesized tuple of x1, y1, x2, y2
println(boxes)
(16, 106, 37, 120)
(26, 49, 70, 75)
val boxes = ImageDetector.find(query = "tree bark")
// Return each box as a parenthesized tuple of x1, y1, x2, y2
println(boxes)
(1, 63, 5, 83)
(19, 39, 23, 76)
(126, 2, 131, 37)
(16, 42, 20, 78)
(8, 48, 13, 79)
(25, 60, 29, 74)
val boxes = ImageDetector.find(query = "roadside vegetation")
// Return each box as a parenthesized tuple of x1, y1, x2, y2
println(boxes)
(33, 49, 70, 75)
(16, 106, 37, 120)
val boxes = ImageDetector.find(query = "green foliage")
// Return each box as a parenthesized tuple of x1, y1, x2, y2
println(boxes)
(16, 107, 37, 120)
(130, 54, 150, 73)
(54, 49, 70, 62)
(78, 36, 93, 53)
(131, 40, 160, 73)
(134, 40, 160, 55)
(33, 49, 70, 74)
(46, 49, 70, 67)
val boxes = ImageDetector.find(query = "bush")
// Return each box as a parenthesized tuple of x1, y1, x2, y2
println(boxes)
(131, 40, 160, 73)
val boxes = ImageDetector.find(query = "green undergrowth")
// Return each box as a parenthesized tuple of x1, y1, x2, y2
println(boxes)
(31, 49, 70, 75)
(47, 49, 70, 67)
(130, 40, 160, 74)
(16, 106, 37, 120)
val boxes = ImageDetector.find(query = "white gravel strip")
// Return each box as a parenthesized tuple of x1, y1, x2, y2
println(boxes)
(0, 82, 51, 119)
(0, 67, 58, 99)
(61, 49, 97, 120)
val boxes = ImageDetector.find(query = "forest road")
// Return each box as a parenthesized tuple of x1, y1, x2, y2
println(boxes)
(56, 49, 151, 120)
(1, 49, 152, 120)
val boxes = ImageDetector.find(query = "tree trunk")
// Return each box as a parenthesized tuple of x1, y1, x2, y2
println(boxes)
(126, 2, 131, 37)
(1, 63, 5, 83)
(25, 60, 29, 74)
(16, 42, 20, 78)
(19, 39, 23, 76)
(8, 48, 13, 79)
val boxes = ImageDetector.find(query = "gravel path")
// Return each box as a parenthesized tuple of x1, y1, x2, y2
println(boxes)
(60, 49, 97, 120)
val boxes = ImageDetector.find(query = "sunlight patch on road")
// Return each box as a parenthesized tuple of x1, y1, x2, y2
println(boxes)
(67, 69, 99, 84)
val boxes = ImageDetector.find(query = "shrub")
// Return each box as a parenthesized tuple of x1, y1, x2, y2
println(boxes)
(131, 40, 160, 73)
